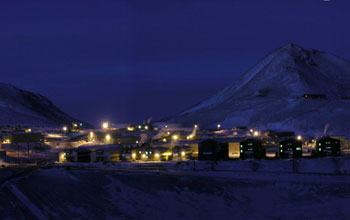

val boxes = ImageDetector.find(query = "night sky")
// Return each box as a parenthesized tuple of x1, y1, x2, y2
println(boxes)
(1, 0, 349, 125)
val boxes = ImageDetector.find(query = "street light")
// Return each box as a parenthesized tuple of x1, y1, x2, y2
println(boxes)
(217, 124, 221, 130)
(102, 122, 109, 129)
(297, 135, 302, 141)
(105, 134, 111, 141)
(62, 126, 68, 132)
(172, 135, 179, 141)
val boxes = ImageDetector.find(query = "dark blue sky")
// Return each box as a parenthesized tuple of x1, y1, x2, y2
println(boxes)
(1, 0, 349, 125)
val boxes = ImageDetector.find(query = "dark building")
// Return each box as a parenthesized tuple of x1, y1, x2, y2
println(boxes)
(240, 139, 264, 159)
(269, 131, 295, 139)
(198, 139, 228, 161)
(8, 133, 44, 143)
(76, 148, 91, 162)
(316, 137, 341, 156)
(279, 138, 302, 158)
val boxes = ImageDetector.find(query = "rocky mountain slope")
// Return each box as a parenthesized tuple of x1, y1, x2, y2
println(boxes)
(167, 43, 350, 135)
(0, 83, 83, 127)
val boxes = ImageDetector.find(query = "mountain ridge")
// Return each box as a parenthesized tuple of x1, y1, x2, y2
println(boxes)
(0, 82, 86, 127)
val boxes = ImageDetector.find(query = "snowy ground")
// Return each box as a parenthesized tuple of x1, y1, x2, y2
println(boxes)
(1, 160, 350, 219)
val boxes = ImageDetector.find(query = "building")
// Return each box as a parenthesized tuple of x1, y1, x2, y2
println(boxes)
(198, 139, 227, 161)
(59, 149, 77, 162)
(240, 138, 264, 159)
(316, 136, 341, 156)
(76, 148, 91, 162)
(279, 138, 302, 158)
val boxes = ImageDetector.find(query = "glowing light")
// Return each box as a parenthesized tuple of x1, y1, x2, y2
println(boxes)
(172, 135, 179, 140)
(25, 128, 32, 133)
(165, 125, 168, 128)
(250, 129, 253, 133)
(162, 152, 172, 156)
(138, 125, 142, 129)
(181, 151, 185, 156)
(90, 132, 94, 137)
(105, 134, 111, 141)
(72, 123, 78, 128)
(194, 124, 198, 128)
(127, 127, 135, 131)
(3, 139, 11, 144)
(253, 131, 259, 137)
(141, 154, 146, 158)
(217, 124, 221, 129)
(297, 135, 302, 141)
(62, 126, 68, 131)
(136, 140, 139, 144)
(102, 122, 109, 129)
(132, 153, 136, 158)
(155, 153, 160, 158)
(162, 138, 167, 142)
(167, 132, 170, 135)
(145, 125, 148, 130)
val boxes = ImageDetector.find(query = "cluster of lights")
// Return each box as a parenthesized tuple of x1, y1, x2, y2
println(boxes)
(186, 135, 193, 140)
(3, 139, 11, 144)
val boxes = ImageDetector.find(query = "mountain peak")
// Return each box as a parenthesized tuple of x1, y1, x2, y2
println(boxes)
(170, 44, 350, 134)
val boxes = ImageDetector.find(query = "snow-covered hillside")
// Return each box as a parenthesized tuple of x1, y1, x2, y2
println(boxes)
(0, 83, 83, 127)
(167, 43, 350, 135)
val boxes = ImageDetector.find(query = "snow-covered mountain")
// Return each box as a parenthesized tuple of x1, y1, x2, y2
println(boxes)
(167, 43, 350, 135)
(0, 83, 84, 127)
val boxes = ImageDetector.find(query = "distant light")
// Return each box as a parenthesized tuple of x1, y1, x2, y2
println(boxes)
(155, 153, 160, 158)
(181, 151, 185, 156)
(253, 131, 259, 137)
(90, 132, 94, 137)
(80, 123, 83, 126)
(105, 134, 111, 141)
(145, 125, 148, 130)
(172, 135, 179, 140)
(250, 129, 253, 133)
(162, 138, 167, 142)
(165, 125, 168, 128)
(141, 154, 146, 158)
(167, 132, 170, 135)
(136, 140, 139, 144)
(132, 153, 136, 158)
(297, 135, 302, 141)
(240, 150, 243, 153)
(102, 122, 109, 129)
(194, 125, 198, 128)
(72, 123, 78, 128)
(25, 128, 32, 133)
(217, 124, 221, 129)
(62, 126, 68, 131)
(127, 127, 135, 131)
